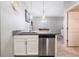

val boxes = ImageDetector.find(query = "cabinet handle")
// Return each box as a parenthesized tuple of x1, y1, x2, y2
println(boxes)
(26, 41, 27, 54)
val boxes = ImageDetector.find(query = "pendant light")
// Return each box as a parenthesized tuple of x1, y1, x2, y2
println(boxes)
(30, 1, 33, 19)
(42, 1, 45, 20)
(41, 1, 47, 23)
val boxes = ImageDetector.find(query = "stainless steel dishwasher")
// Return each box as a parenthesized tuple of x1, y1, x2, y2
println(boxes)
(39, 34, 55, 57)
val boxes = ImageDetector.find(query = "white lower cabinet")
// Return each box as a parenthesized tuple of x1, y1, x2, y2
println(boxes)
(14, 39, 27, 55)
(27, 39, 38, 55)
(14, 35, 38, 56)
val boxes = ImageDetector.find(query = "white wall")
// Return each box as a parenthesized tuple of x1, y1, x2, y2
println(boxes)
(21, 1, 64, 17)
(0, 2, 1, 56)
(0, 1, 27, 56)
(32, 17, 63, 34)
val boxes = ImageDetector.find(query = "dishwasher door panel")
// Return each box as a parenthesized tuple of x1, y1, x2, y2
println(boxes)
(39, 38, 55, 56)
(47, 38, 55, 56)
(39, 38, 46, 56)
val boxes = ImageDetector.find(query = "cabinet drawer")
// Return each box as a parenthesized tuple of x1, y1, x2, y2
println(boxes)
(14, 39, 26, 43)
(14, 38, 38, 42)
(14, 35, 38, 39)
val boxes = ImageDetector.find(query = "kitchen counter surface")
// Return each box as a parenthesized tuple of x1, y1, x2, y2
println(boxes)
(13, 30, 58, 38)
(13, 31, 56, 35)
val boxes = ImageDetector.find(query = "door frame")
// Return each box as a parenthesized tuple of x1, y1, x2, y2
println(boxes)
(67, 12, 68, 47)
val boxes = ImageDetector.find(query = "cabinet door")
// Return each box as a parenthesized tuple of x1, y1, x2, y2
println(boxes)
(14, 39, 27, 55)
(27, 39, 38, 55)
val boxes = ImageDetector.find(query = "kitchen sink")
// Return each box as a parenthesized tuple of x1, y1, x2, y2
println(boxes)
(13, 30, 38, 35)
(16, 32, 37, 35)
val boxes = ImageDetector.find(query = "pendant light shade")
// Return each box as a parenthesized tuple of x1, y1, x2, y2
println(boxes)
(30, 15, 33, 19)
(42, 15, 45, 19)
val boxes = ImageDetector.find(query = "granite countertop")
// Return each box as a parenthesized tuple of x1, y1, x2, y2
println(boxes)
(13, 31, 38, 35)
(12, 30, 57, 36)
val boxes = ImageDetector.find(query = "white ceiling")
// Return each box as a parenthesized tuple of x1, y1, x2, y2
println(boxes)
(64, 1, 78, 11)
(21, 1, 78, 17)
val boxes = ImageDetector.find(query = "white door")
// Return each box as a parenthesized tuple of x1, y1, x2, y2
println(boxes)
(68, 12, 79, 46)
(14, 39, 27, 55)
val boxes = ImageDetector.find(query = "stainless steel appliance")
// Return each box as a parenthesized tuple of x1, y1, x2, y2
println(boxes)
(39, 34, 55, 57)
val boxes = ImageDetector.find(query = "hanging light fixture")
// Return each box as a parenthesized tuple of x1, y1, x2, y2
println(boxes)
(30, 1, 33, 19)
(42, 1, 46, 20)
(41, 1, 47, 23)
